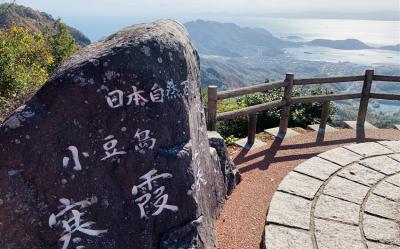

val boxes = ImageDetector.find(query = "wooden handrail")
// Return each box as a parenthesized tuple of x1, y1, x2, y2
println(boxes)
(216, 100, 286, 121)
(290, 93, 362, 104)
(370, 93, 400, 101)
(373, 75, 400, 82)
(206, 70, 400, 145)
(217, 81, 286, 100)
(293, 75, 364, 85)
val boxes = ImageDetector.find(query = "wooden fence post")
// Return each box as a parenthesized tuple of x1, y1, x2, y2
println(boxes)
(319, 101, 330, 133)
(247, 113, 257, 145)
(357, 69, 374, 128)
(207, 85, 218, 131)
(278, 73, 294, 138)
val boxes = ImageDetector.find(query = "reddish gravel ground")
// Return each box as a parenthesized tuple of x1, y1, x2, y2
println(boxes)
(216, 128, 400, 249)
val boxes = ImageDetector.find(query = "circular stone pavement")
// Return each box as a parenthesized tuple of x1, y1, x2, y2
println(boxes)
(264, 141, 400, 249)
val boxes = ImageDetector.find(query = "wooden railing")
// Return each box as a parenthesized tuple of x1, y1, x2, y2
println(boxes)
(207, 69, 400, 144)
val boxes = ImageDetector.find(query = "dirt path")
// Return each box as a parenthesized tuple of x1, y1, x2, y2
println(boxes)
(216, 128, 400, 249)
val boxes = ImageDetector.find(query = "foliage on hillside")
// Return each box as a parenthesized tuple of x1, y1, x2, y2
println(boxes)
(332, 100, 400, 129)
(0, 3, 90, 46)
(0, 22, 79, 122)
(214, 86, 335, 140)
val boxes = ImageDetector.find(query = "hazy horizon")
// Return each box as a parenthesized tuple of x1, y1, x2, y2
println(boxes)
(4, 0, 400, 42)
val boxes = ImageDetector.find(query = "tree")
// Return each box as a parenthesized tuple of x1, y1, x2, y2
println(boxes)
(46, 19, 79, 73)
(0, 26, 52, 97)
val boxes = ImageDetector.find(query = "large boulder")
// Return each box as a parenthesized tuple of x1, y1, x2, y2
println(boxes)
(0, 20, 239, 249)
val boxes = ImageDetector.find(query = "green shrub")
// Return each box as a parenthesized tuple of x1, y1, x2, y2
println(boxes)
(0, 26, 52, 97)
(0, 21, 80, 123)
(215, 86, 335, 138)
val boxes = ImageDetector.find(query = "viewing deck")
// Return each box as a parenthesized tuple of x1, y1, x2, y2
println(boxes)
(209, 71, 400, 248)
(216, 128, 400, 249)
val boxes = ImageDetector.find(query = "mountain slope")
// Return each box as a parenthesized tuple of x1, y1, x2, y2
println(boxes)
(184, 20, 292, 57)
(308, 39, 371, 50)
(0, 3, 90, 46)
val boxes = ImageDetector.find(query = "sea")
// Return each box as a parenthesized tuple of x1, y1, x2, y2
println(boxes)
(207, 17, 400, 113)
(208, 16, 400, 67)
(71, 16, 400, 112)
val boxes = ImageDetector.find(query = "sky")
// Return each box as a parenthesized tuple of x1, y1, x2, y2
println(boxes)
(9, 0, 400, 41)
(15, 0, 400, 17)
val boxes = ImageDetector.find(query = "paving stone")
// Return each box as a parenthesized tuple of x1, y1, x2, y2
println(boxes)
(337, 163, 386, 186)
(314, 218, 364, 249)
(360, 156, 400, 175)
(344, 142, 393, 157)
(264, 127, 300, 139)
(294, 157, 342, 181)
(314, 194, 360, 225)
(264, 224, 313, 249)
(234, 137, 267, 150)
(365, 194, 400, 220)
(323, 176, 369, 204)
(318, 147, 363, 166)
(386, 173, 400, 187)
(344, 120, 377, 129)
(277, 171, 323, 199)
(307, 124, 337, 133)
(266, 192, 311, 230)
(378, 140, 400, 153)
(363, 214, 400, 246)
(389, 153, 400, 162)
(374, 181, 400, 201)
(367, 241, 400, 249)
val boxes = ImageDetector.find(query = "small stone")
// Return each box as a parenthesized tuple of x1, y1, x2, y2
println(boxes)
(367, 241, 400, 249)
(318, 147, 362, 166)
(363, 214, 400, 245)
(314, 194, 360, 225)
(323, 176, 369, 204)
(0, 199, 3, 206)
(337, 163, 385, 186)
(360, 155, 400, 175)
(377, 140, 400, 153)
(386, 173, 400, 187)
(61, 179, 68, 184)
(373, 180, 400, 201)
(294, 156, 342, 181)
(344, 142, 393, 157)
(389, 153, 400, 162)
(267, 191, 311, 230)
(264, 224, 313, 249)
(314, 218, 364, 249)
(121, 127, 127, 132)
(365, 194, 399, 220)
(277, 171, 323, 199)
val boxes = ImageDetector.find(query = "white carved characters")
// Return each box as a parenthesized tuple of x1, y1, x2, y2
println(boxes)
(134, 129, 156, 153)
(104, 80, 189, 108)
(131, 170, 178, 219)
(126, 86, 148, 106)
(62, 146, 89, 171)
(49, 198, 107, 249)
(101, 135, 127, 161)
(105, 90, 124, 109)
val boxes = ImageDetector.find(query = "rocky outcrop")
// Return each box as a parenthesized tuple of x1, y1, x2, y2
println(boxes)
(0, 20, 238, 249)
(208, 131, 241, 196)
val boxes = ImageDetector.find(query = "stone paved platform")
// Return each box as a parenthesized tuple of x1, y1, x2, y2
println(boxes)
(344, 121, 378, 130)
(265, 140, 400, 249)
(265, 127, 300, 139)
